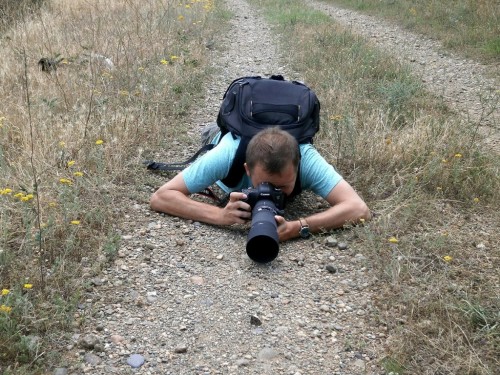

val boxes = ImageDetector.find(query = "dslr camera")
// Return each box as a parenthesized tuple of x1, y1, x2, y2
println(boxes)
(242, 182, 286, 263)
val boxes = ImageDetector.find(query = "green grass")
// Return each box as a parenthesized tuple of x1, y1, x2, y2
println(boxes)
(322, 0, 500, 63)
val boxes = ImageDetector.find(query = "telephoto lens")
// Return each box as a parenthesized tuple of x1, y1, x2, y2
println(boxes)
(246, 199, 280, 263)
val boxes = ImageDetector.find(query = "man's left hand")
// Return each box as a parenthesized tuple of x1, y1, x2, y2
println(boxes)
(275, 215, 299, 242)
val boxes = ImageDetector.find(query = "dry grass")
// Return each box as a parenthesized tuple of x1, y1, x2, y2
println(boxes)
(0, 0, 224, 371)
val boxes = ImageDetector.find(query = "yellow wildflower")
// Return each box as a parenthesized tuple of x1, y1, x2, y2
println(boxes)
(473, 197, 480, 203)
(388, 237, 399, 244)
(1, 289, 9, 296)
(59, 178, 72, 184)
(23, 284, 33, 289)
(73, 171, 84, 177)
(14, 192, 25, 198)
(70, 220, 81, 225)
(170, 55, 179, 60)
(443, 255, 453, 262)
(160, 59, 169, 65)
(0, 305, 12, 313)
(95, 139, 104, 145)
(454, 153, 463, 158)
(59, 141, 66, 148)
(48, 202, 57, 207)
(0, 188, 12, 195)
(67, 160, 76, 167)
(442, 159, 448, 163)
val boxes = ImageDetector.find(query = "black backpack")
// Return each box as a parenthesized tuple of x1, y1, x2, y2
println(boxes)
(146, 75, 320, 194)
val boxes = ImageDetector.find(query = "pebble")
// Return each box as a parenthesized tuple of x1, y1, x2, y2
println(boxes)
(236, 358, 250, 366)
(337, 242, 348, 250)
(190, 276, 205, 285)
(250, 315, 262, 326)
(110, 334, 124, 344)
(325, 236, 338, 247)
(174, 345, 188, 353)
(83, 353, 101, 366)
(127, 354, 145, 368)
(79, 334, 99, 350)
(325, 264, 337, 273)
(257, 347, 279, 361)
(53, 368, 68, 375)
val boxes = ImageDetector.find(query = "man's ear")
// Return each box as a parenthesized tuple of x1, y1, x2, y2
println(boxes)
(244, 162, 251, 176)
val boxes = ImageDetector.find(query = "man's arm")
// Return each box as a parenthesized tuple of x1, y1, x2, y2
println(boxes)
(150, 172, 252, 225)
(276, 180, 371, 241)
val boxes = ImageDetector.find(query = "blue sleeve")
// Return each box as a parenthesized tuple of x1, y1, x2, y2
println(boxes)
(183, 133, 238, 194)
(299, 144, 343, 198)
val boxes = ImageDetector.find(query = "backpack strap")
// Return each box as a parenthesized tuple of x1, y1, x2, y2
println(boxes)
(220, 136, 250, 187)
(144, 144, 215, 171)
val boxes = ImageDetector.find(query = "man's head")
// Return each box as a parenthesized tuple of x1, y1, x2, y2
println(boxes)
(244, 128, 300, 196)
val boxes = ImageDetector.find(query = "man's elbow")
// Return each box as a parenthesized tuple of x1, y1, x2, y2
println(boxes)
(149, 191, 164, 212)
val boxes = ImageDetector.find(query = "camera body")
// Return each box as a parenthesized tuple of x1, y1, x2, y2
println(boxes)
(242, 182, 286, 263)
(242, 182, 285, 214)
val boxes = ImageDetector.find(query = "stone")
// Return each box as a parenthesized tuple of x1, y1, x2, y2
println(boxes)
(83, 353, 101, 366)
(190, 276, 205, 285)
(325, 264, 337, 273)
(174, 345, 188, 354)
(127, 354, 145, 368)
(79, 334, 99, 350)
(257, 347, 279, 361)
(110, 334, 124, 344)
(325, 237, 338, 247)
(337, 242, 348, 250)
(236, 358, 250, 367)
(250, 315, 262, 326)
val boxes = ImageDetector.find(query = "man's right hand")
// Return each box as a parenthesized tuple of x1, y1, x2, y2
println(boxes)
(220, 192, 251, 225)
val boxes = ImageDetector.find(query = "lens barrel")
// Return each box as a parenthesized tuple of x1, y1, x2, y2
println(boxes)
(246, 199, 279, 263)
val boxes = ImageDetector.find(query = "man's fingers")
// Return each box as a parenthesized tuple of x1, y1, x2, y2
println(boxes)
(275, 215, 285, 225)
(229, 192, 247, 202)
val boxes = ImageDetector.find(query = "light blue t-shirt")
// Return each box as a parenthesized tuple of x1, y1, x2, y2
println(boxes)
(183, 132, 343, 199)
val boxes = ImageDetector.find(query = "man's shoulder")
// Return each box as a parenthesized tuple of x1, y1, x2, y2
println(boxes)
(299, 143, 325, 162)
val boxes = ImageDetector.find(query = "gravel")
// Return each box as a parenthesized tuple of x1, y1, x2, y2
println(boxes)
(65, 0, 498, 374)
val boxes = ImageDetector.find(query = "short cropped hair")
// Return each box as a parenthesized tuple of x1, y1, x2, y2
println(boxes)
(246, 128, 300, 174)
